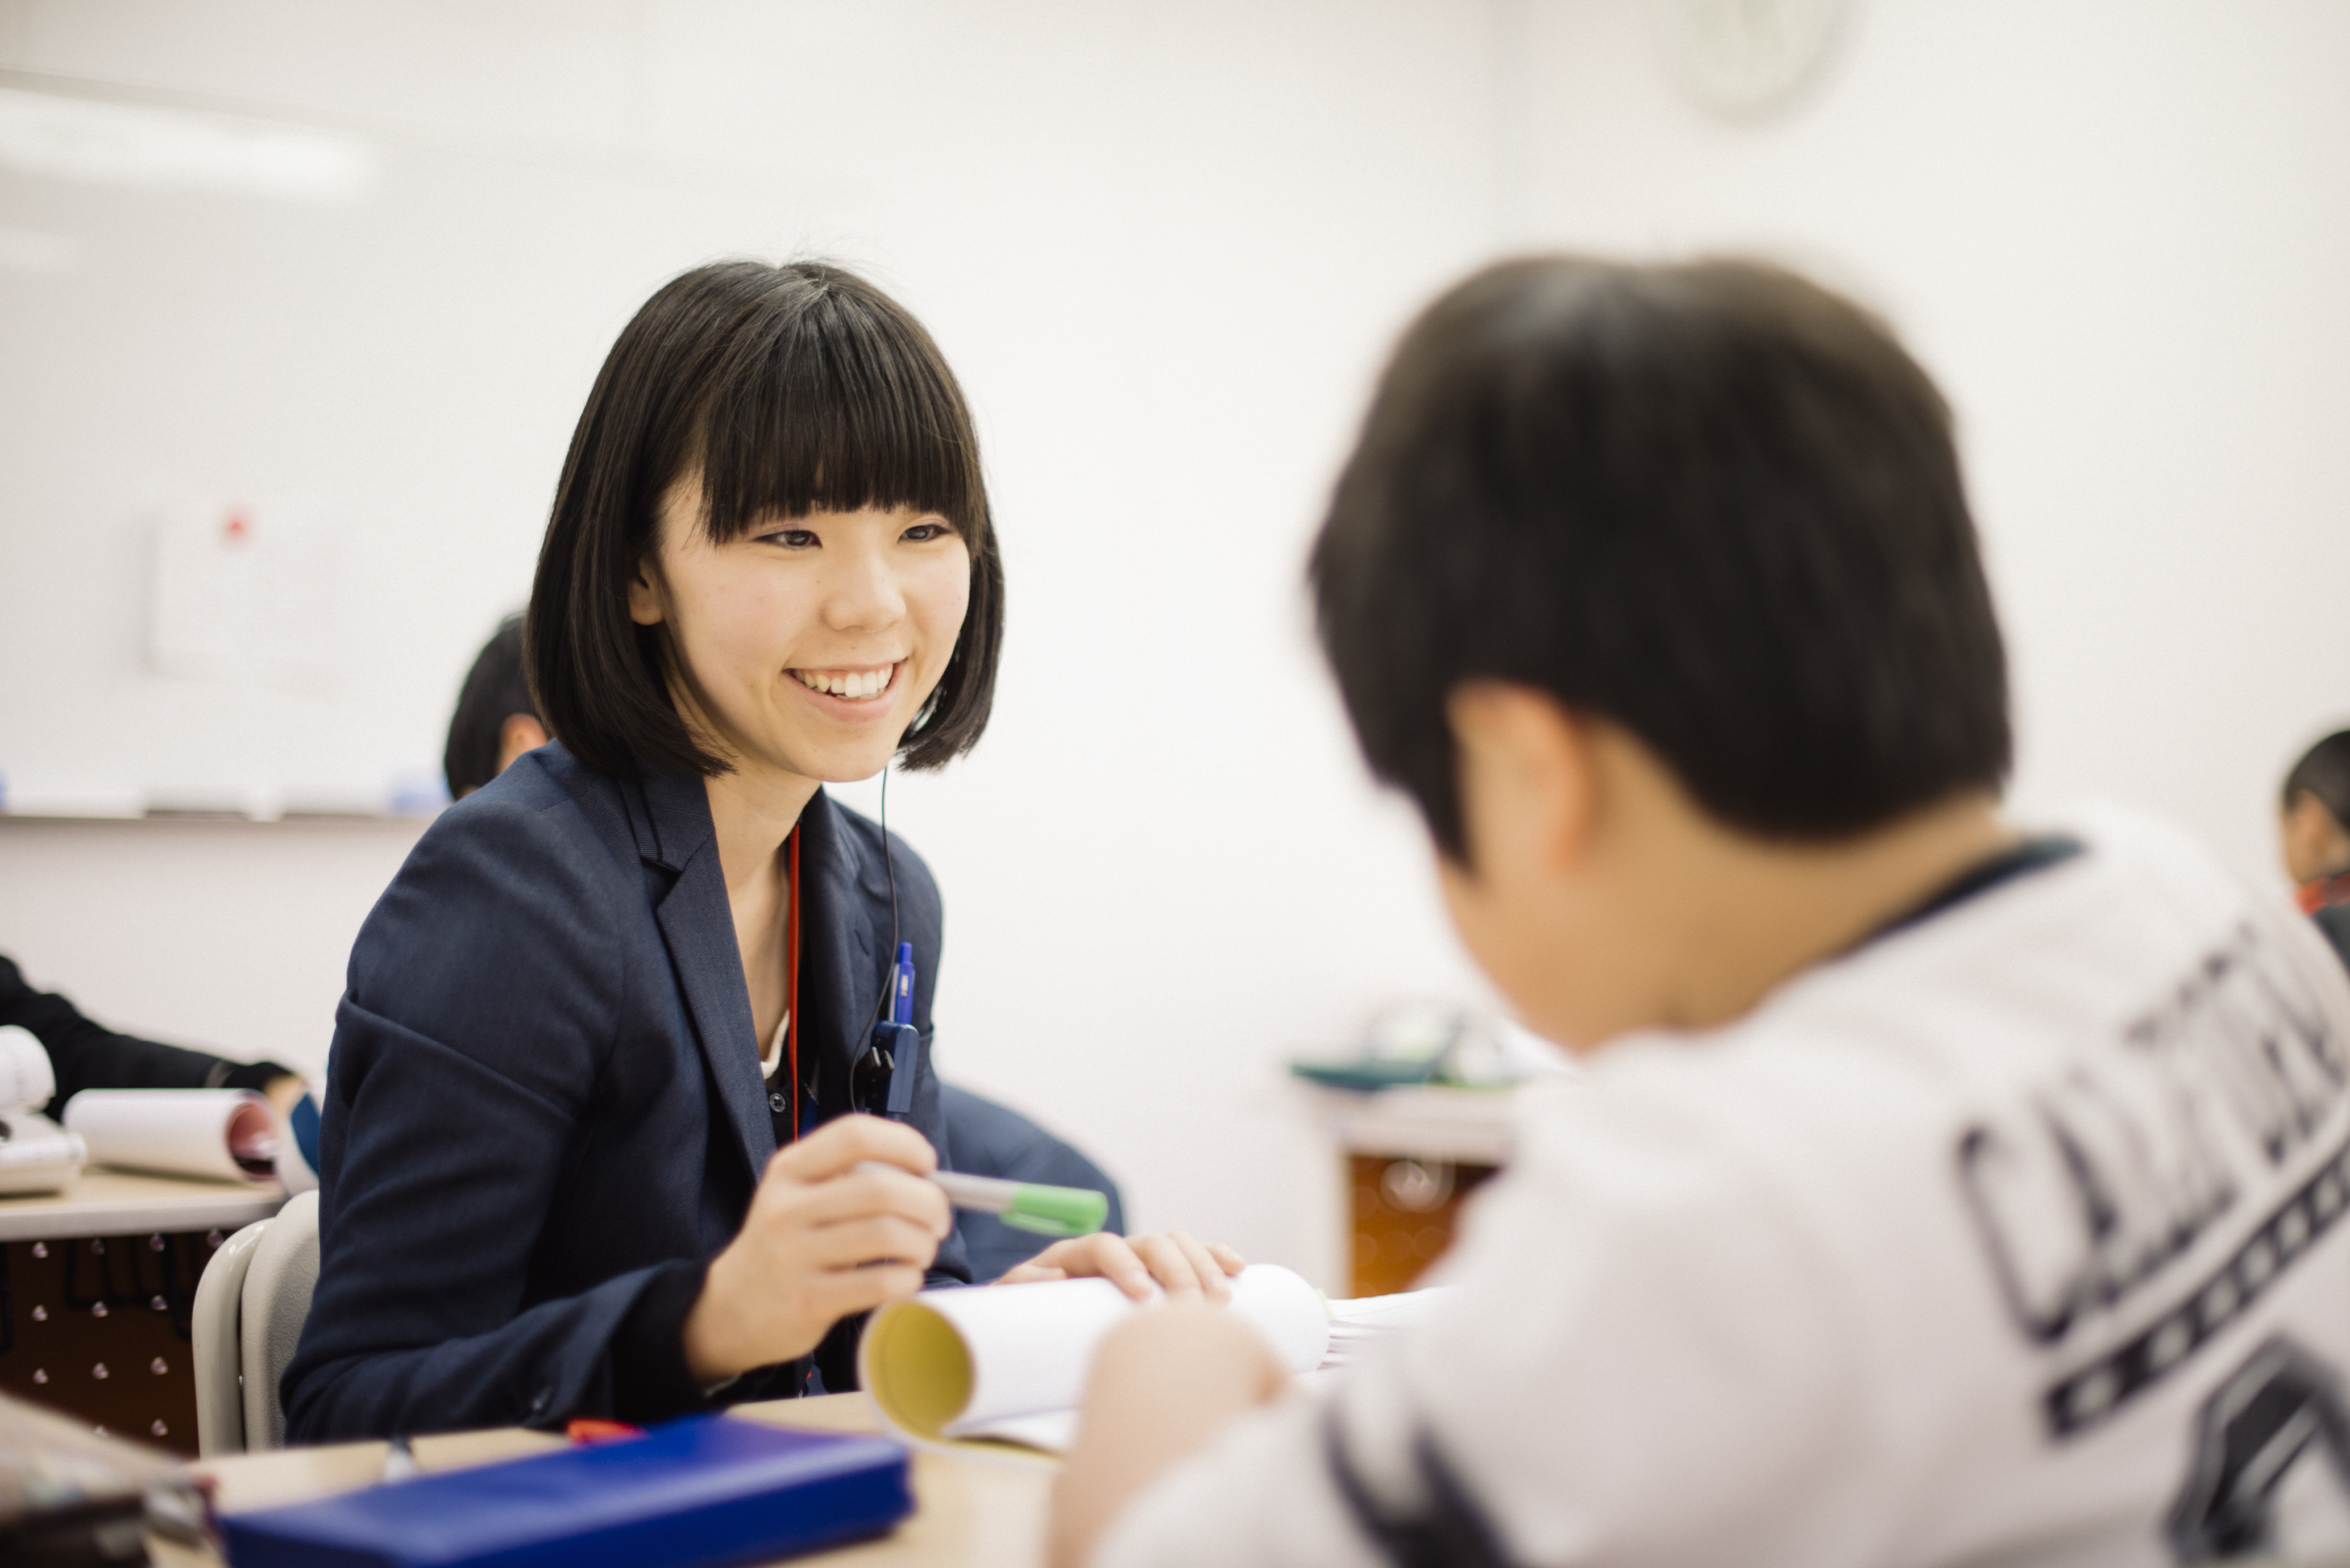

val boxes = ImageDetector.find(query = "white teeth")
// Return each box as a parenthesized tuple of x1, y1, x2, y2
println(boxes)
(794, 666, 892, 701)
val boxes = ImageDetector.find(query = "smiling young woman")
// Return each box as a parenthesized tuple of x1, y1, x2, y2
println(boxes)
(281, 262, 1235, 1442)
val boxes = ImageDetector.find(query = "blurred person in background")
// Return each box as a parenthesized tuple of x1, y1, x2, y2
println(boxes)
(443, 613, 547, 798)
(0, 953, 307, 1121)
(2281, 729, 2350, 967)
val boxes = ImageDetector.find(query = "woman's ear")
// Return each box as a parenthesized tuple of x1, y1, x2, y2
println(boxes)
(626, 552, 666, 627)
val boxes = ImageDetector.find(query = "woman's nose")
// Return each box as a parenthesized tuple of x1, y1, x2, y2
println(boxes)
(822, 538, 907, 632)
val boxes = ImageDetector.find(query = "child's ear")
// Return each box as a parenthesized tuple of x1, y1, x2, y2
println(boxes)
(1446, 682, 1598, 881)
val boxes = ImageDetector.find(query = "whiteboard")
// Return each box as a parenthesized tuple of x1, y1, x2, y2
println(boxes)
(0, 85, 858, 815)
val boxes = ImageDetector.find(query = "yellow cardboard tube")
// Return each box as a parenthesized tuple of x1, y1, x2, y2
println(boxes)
(860, 1299, 974, 1441)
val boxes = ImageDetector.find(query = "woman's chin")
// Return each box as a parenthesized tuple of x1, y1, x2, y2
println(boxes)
(749, 734, 907, 789)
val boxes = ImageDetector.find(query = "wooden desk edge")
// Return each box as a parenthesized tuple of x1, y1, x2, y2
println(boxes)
(0, 1175, 285, 1242)
(192, 1394, 1056, 1512)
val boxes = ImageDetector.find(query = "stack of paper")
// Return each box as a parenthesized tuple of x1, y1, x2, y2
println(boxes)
(860, 1268, 1459, 1457)
(1318, 1288, 1454, 1371)
(861, 1265, 1330, 1455)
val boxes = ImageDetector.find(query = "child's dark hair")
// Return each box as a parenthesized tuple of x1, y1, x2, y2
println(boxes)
(2285, 732, 2350, 829)
(443, 612, 535, 797)
(529, 259, 1004, 780)
(1311, 256, 2011, 861)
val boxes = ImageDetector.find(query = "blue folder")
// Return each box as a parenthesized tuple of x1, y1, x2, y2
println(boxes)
(219, 1416, 912, 1568)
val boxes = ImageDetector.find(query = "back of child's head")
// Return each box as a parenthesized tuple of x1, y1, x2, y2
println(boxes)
(443, 612, 534, 798)
(1310, 256, 2011, 860)
(2284, 731, 2350, 829)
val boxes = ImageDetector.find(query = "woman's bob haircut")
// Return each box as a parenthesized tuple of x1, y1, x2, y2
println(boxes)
(528, 259, 1004, 781)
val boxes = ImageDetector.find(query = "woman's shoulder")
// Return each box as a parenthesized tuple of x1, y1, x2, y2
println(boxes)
(373, 748, 645, 941)
(348, 749, 645, 1032)
(416, 747, 634, 871)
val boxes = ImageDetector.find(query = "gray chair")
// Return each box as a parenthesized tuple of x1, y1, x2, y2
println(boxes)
(190, 1189, 319, 1455)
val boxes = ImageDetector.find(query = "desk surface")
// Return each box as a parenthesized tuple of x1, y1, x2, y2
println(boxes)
(0, 1168, 284, 1242)
(177, 1394, 1052, 1568)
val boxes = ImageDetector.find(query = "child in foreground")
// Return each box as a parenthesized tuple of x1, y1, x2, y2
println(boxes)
(1052, 260, 2350, 1566)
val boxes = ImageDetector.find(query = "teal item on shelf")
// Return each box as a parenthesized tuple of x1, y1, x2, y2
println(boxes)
(1287, 1058, 1447, 1092)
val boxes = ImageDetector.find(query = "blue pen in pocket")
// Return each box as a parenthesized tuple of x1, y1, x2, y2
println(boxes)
(862, 942, 919, 1121)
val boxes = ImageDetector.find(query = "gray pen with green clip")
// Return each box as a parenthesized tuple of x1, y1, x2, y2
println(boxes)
(932, 1169, 1108, 1238)
(858, 1162, 1109, 1239)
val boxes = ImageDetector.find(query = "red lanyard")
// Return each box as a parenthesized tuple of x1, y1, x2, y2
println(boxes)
(786, 824, 801, 1141)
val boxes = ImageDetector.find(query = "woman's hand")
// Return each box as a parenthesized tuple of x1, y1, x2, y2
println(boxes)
(682, 1115, 952, 1384)
(997, 1232, 1246, 1301)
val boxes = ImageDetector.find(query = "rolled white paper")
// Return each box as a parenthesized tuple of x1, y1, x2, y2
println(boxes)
(62, 1088, 279, 1184)
(860, 1262, 1328, 1451)
(0, 1110, 85, 1195)
(0, 1024, 57, 1113)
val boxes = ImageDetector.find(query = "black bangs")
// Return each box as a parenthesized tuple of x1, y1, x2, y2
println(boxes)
(694, 273, 983, 543)
(528, 259, 1004, 782)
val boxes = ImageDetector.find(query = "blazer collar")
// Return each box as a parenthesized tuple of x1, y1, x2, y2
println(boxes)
(633, 771, 883, 1180)
(795, 789, 882, 1105)
(628, 766, 716, 873)
(637, 768, 772, 1180)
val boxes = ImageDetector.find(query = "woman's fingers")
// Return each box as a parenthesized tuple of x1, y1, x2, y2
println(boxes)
(785, 1162, 952, 1237)
(687, 1122, 952, 1385)
(1014, 1233, 1248, 1300)
(800, 1214, 944, 1274)
(1128, 1233, 1217, 1299)
(1022, 1236, 1152, 1298)
(1170, 1233, 1235, 1301)
(804, 1261, 931, 1321)
(770, 1113, 939, 1184)
(993, 1262, 1069, 1286)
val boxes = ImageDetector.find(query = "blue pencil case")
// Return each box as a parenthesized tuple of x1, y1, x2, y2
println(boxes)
(219, 1415, 912, 1568)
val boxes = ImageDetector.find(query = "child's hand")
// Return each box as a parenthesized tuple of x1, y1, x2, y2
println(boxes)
(997, 1232, 1245, 1301)
(1051, 1303, 1289, 1568)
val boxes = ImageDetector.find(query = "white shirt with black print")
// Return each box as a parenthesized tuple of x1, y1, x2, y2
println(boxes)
(1096, 804, 2350, 1568)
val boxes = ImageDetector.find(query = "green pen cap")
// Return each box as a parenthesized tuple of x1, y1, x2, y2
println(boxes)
(1002, 1182, 1110, 1238)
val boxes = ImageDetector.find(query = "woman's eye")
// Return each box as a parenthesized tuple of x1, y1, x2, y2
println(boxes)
(761, 529, 819, 548)
(902, 522, 954, 543)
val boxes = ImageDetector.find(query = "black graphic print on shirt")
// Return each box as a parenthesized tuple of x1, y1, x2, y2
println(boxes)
(1956, 921, 2350, 1437)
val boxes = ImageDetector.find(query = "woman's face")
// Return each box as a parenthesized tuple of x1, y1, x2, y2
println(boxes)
(628, 471, 973, 787)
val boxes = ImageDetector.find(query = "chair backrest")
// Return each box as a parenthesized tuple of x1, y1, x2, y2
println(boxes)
(190, 1216, 267, 1457)
(188, 1190, 319, 1455)
(240, 1189, 320, 1450)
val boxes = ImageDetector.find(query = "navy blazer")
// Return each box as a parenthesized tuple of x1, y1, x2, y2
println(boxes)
(281, 745, 968, 1442)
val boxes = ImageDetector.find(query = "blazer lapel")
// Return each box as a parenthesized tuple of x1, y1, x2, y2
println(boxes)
(796, 790, 878, 1114)
(637, 771, 776, 1181)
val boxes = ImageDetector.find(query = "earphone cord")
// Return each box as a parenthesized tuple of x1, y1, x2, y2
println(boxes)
(859, 762, 902, 1042)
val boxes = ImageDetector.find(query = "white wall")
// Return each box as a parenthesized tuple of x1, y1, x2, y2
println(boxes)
(1512, 0, 2350, 882)
(5, 1, 2348, 1287)
(0, 0, 1504, 1284)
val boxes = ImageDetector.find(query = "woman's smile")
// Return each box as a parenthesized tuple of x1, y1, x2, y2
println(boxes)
(788, 661, 903, 708)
